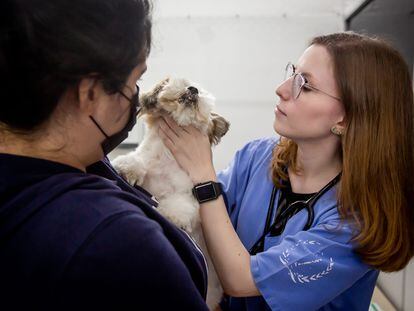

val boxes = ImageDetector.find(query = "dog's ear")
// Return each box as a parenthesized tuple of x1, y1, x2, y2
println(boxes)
(208, 112, 230, 145)
(139, 77, 170, 113)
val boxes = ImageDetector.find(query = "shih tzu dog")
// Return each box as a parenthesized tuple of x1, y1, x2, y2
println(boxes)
(112, 77, 230, 309)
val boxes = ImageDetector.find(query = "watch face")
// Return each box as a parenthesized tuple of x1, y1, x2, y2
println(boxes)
(195, 183, 216, 202)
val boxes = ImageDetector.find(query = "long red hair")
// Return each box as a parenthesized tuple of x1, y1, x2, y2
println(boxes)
(271, 32, 414, 272)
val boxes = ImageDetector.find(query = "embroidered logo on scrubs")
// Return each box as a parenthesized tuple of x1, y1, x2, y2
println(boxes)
(279, 240, 334, 284)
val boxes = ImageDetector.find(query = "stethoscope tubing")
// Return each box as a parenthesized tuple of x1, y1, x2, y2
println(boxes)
(249, 172, 341, 255)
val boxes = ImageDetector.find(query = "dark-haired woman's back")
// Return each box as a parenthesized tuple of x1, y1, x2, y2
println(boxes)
(0, 155, 208, 310)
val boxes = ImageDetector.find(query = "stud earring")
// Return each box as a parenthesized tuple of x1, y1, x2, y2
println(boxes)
(331, 126, 343, 136)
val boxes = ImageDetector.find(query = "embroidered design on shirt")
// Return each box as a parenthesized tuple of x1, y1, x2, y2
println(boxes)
(279, 240, 334, 284)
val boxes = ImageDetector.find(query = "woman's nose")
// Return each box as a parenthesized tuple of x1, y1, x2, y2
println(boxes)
(275, 78, 291, 100)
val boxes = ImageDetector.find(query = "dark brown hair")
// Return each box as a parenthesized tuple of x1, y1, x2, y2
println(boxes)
(0, 0, 152, 132)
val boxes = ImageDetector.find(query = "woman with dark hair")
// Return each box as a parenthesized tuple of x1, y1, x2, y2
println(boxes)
(0, 0, 208, 310)
(159, 32, 414, 310)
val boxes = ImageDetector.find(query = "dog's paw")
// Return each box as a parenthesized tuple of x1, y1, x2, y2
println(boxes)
(111, 153, 146, 186)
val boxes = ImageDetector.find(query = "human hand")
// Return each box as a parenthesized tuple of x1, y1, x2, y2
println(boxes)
(157, 117, 217, 185)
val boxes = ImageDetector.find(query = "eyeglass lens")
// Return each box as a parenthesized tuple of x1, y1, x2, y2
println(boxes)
(284, 63, 295, 80)
(285, 63, 305, 100)
(293, 75, 306, 100)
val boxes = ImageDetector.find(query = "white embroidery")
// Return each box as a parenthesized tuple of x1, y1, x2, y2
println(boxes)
(279, 240, 334, 284)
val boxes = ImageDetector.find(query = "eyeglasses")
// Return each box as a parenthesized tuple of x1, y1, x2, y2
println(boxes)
(284, 62, 341, 101)
(118, 83, 141, 115)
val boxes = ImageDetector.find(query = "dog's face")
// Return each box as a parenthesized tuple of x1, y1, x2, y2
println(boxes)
(140, 77, 230, 145)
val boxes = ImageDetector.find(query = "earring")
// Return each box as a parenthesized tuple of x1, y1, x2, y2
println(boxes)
(331, 126, 343, 136)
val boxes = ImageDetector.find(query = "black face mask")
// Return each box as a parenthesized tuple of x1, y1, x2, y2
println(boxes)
(90, 85, 140, 155)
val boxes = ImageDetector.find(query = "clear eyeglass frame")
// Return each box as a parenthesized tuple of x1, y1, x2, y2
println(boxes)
(284, 62, 341, 101)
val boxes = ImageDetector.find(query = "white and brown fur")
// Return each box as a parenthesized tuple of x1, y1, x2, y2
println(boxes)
(112, 77, 230, 309)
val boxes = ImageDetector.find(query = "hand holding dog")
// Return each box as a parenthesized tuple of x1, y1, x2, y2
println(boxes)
(158, 116, 217, 185)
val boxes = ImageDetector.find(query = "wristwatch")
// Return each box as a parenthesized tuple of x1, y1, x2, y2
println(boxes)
(192, 181, 222, 203)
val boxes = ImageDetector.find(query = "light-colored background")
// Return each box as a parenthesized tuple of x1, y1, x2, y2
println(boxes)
(119, 0, 354, 171)
(109, 1, 414, 309)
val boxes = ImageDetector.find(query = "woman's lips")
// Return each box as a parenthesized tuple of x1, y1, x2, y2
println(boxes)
(275, 106, 287, 116)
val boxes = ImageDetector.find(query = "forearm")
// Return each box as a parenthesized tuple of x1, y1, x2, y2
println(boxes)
(197, 176, 259, 297)
(156, 118, 260, 296)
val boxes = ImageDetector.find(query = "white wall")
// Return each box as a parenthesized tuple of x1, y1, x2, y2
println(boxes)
(122, 0, 348, 170)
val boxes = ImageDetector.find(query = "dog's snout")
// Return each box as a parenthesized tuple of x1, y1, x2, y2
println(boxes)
(188, 86, 198, 95)
(178, 85, 199, 107)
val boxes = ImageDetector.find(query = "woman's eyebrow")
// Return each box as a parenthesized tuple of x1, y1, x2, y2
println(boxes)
(299, 70, 315, 83)
(295, 65, 313, 80)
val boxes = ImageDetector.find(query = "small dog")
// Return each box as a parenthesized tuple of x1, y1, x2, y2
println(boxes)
(112, 77, 230, 309)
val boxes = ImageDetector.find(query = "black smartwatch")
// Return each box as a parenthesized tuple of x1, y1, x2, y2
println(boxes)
(192, 181, 222, 203)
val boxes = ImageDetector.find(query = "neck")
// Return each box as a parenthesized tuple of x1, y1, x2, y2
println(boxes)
(0, 131, 89, 172)
(289, 138, 342, 193)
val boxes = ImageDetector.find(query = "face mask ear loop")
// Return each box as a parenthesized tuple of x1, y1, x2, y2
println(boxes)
(89, 116, 109, 138)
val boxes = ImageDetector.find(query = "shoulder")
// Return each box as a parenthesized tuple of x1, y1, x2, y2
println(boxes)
(34, 171, 161, 250)
(232, 137, 278, 168)
(58, 212, 208, 309)
(238, 136, 279, 156)
(237, 137, 278, 170)
(68, 211, 174, 262)
(49, 172, 151, 215)
(218, 137, 277, 208)
(219, 137, 278, 183)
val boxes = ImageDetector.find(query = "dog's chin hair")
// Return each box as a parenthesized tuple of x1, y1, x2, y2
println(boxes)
(143, 108, 210, 133)
(171, 110, 206, 128)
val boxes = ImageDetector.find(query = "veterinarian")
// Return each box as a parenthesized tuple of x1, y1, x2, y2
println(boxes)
(0, 0, 209, 309)
(158, 32, 414, 310)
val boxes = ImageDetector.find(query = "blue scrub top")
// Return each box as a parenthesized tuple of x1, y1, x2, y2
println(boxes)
(218, 137, 378, 311)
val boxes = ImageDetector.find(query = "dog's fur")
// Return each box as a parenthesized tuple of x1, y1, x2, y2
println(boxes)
(112, 78, 230, 309)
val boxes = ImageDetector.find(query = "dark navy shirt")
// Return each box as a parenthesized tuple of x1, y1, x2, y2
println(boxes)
(0, 153, 208, 310)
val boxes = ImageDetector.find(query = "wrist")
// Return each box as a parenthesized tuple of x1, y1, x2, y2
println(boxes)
(192, 180, 222, 204)
(191, 168, 217, 185)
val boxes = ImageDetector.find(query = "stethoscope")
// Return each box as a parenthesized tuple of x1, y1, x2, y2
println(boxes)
(249, 172, 341, 255)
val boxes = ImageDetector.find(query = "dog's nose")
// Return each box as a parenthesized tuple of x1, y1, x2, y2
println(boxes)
(187, 86, 198, 95)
